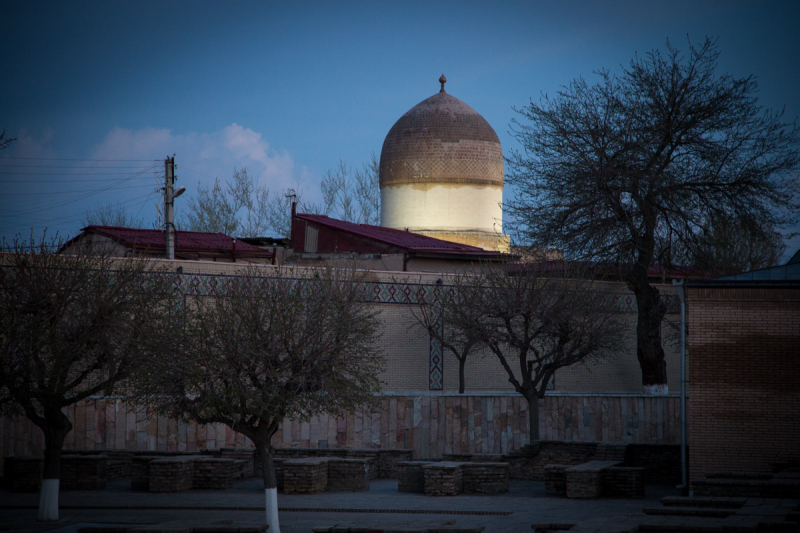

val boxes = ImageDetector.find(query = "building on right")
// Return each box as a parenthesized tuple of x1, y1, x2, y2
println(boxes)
(685, 251, 800, 492)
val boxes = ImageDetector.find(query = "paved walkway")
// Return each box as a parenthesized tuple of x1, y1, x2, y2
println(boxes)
(0, 478, 680, 533)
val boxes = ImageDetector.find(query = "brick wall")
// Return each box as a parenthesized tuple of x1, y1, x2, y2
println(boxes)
(687, 286, 800, 485)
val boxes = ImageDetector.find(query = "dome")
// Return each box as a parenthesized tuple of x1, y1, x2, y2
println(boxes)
(379, 84, 503, 189)
(378, 76, 507, 252)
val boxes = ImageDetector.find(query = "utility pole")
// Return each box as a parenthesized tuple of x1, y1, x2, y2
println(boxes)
(164, 156, 176, 260)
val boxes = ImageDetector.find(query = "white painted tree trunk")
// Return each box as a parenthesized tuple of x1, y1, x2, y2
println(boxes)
(644, 384, 668, 395)
(265, 488, 280, 533)
(38, 479, 59, 521)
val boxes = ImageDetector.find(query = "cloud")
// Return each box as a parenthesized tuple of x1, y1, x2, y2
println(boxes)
(8, 127, 57, 159)
(91, 124, 305, 194)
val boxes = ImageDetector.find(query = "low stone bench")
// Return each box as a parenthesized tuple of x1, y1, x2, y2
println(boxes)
(544, 464, 570, 495)
(148, 457, 195, 492)
(283, 458, 329, 494)
(2, 456, 43, 493)
(565, 460, 622, 499)
(131, 455, 167, 490)
(327, 458, 370, 492)
(604, 466, 645, 497)
(423, 462, 464, 496)
(61, 455, 107, 490)
(397, 461, 431, 493)
(219, 448, 255, 479)
(462, 462, 509, 494)
(193, 458, 234, 490)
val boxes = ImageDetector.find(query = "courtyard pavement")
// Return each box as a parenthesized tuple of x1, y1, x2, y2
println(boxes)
(0, 478, 682, 533)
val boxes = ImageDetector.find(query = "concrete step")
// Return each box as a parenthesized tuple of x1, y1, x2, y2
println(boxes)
(659, 496, 746, 508)
(642, 507, 734, 518)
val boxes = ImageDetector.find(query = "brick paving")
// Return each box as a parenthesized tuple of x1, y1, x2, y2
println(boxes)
(0, 478, 682, 533)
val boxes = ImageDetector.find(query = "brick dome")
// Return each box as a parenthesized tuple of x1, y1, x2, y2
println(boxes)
(379, 89, 504, 189)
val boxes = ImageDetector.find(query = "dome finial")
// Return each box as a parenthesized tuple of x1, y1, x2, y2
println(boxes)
(439, 74, 447, 93)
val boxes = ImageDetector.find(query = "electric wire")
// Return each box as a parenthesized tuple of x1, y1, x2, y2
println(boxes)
(0, 164, 160, 218)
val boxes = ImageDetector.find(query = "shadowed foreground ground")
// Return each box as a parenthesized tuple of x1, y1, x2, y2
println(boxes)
(0, 478, 681, 533)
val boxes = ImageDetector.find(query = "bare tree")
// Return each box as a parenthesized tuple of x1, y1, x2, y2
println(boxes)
(0, 236, 178, 521)
(183, 167, 274, 237)
(133, 264, 385, 533)
(0, 129, 15, 150)
(321, 154, 381, 225)
(409, 281, 485, 394)
(445, 263, 624, 442)
(506, 38, 800, 393)
(79, 202, 146, 229)
(692, 214, 787, 277)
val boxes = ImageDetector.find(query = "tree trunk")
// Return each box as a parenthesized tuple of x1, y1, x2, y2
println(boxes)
(458, 357, 466, 394)
(254, 440, 280, 533)
(632, 275, 668, 394)
(527, 395, 540, 443)
(39, 408, 72, 521)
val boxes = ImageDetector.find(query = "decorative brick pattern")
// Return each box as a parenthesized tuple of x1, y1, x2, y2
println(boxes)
(423, 462, 464, 496)
(397, 461, 430, 493)
(148, 457, 195, 492)
(61, 455, 107, 490)
(326, 458, 370, 492)
(2, 456, 43, 492)
(193, 458, 234, 490)
(282, 458, 329, 494)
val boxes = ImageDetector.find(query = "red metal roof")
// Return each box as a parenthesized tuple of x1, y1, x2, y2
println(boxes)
(294, 213, 502, 255)
(61, 226, 271, 257)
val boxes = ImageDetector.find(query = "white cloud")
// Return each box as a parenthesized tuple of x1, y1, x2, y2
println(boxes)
(8, 127, 57, 159)
(91, 124, 306, 195)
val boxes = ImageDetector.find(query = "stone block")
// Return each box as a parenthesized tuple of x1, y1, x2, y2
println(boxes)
(423, 462, 464, 496)
(376, 449, 414, 479)
(544, 464, 569, 495)
(194, 458, 234, 490)
(61, 455, 107, 490)
(131, 455, 167, 491)
(603, 466, 645, 497)
(148, 457, 195, 492)
(565, 460, 621, 499)
(283, 458, 328, 495)
(219, 448, 255, 479)
(3, 457, 43, 492)
(397, 461, 430, 493)
(327, 458, 369, 492)
(462, 462, 509, 494)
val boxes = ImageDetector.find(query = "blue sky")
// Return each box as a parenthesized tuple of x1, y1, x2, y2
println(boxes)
(2, 1, 799, 256)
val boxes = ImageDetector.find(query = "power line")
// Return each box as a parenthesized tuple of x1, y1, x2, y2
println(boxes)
(0, 165, 159, 218)
(0, 164, 157, 168)
(2, 184, 157, 196)
(1, 177, 156, 183)
(0, 156, 160, 162)
(0, 171, 158, 176)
